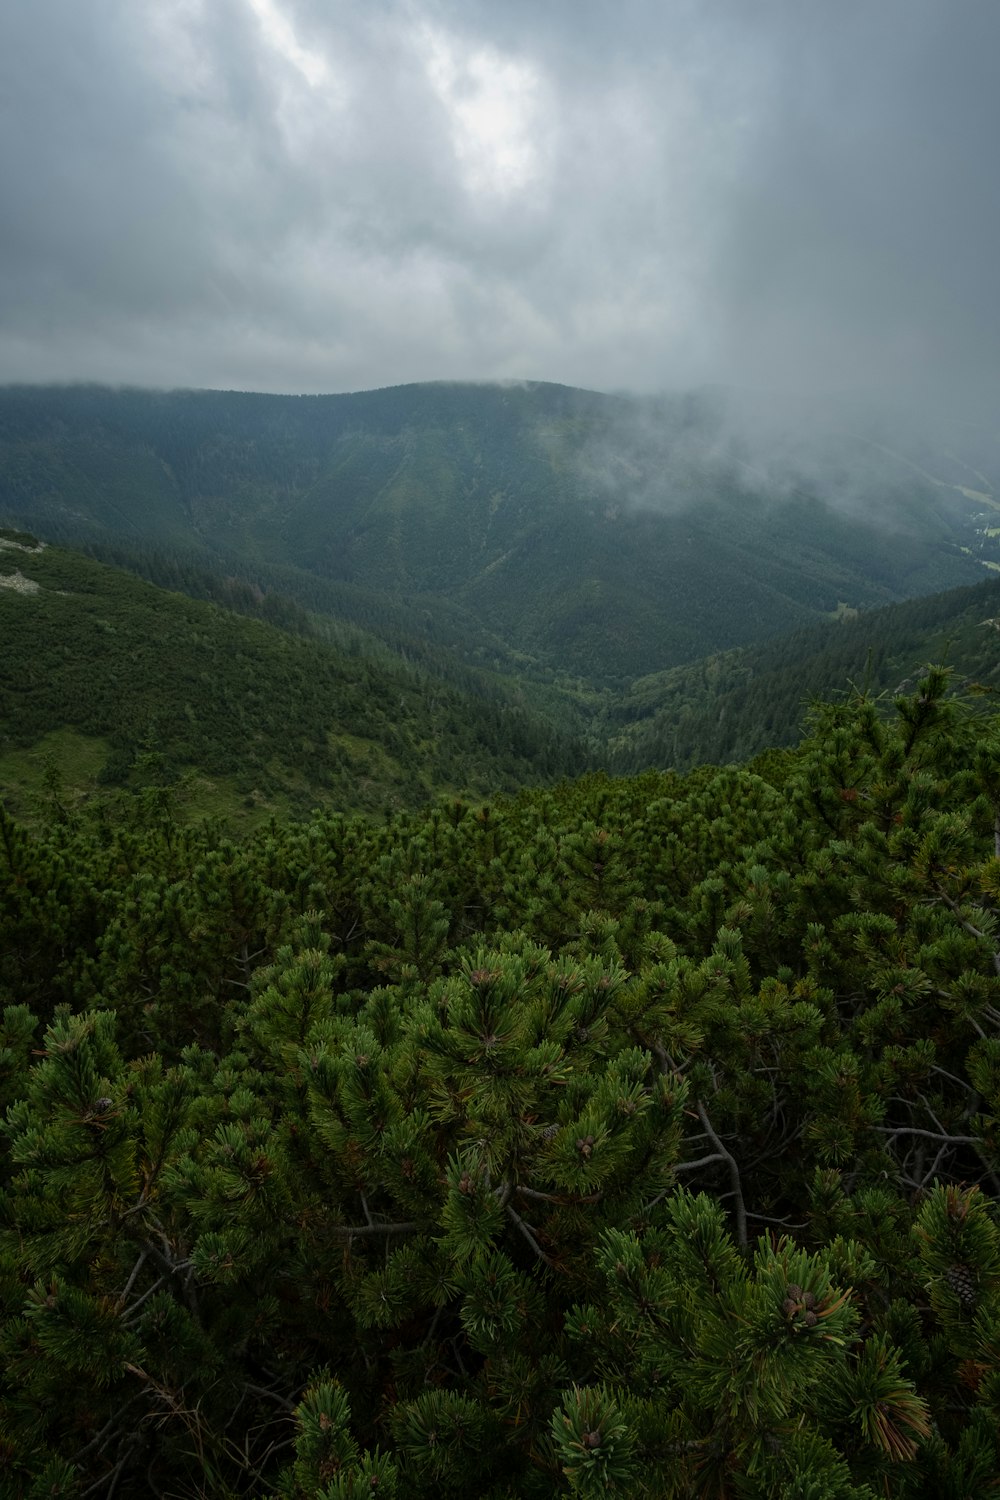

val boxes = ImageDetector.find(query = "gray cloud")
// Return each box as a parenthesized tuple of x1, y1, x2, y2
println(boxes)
(0, 0, 997, 412)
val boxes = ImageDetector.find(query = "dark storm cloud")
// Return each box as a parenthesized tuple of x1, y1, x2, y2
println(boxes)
(0, 0, 996, 409)
(714, 3, 1000, 417)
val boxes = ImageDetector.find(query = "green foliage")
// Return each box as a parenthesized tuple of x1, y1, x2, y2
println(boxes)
(0, 543, 585, 820)
(277, 1378, 398, 1498)
(1, 675, 1000, 1493)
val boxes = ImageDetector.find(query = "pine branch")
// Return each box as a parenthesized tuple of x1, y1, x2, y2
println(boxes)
(931, 884, 1000, 978)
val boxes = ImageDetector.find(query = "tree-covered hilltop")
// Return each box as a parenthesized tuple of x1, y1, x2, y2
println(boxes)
(3, 671, 1000, 1495)
(1, 381, 996, 682)
(0, 535, 585, 822)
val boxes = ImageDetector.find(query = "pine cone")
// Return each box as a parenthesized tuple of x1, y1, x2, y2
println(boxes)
(945, 1263, 978, 1307)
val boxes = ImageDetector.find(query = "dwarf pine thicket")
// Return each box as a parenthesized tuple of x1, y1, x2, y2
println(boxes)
(3, 669, 1000, 1496)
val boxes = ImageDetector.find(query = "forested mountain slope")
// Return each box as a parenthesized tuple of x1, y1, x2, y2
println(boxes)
(1, 381, 996, 680)
(607, 573, 1000, 771)
(0, 534, 584, 822)
(3, 672, 1000, 1495)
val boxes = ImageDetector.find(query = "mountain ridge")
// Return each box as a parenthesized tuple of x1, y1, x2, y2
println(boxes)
(2, 380, 997, 683)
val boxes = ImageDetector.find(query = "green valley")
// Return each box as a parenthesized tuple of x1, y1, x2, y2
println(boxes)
(5, 528, 1000, 828)
(0, 534, 584, 824)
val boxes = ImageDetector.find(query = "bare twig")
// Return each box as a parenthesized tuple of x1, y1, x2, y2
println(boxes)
(492, 1180, 514, 1209)
(123, 1273, 173, 1325)
(746, 1212, 808, 1230)
(330, 1221, 419, 1238)
(874, 1126, 981, 1144)
(119, 1248, 149, 1301)
(69, 1398, 143, 1467)
(930, 1063, 977, 1092)
(918, 1143, 951, 1190)
(696, 1101, 747, 1248)
(80, 1442, 141, 1500)
(422, 1300, 447, 1353)
(514, 1184, 564, 1203)
(243, 1382, 296, 1413)
(671, 1152, 730, 1173)
(506, 1203, 556, 1268)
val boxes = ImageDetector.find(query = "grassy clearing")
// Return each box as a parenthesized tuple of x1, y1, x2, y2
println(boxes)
(0, 731, 305, 832)
(169, 773, 302, 831)
(0, 729, 109, 818)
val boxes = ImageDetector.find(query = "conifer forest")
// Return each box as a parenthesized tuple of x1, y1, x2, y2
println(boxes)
(4, 662, 1000, 1497)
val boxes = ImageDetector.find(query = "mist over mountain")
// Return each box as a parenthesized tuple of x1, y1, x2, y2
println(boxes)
(3, 3, 999, 418)
(2, 380, 996, 685)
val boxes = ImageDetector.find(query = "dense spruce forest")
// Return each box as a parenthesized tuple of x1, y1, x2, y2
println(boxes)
(3, 667, 1000, 1496)
(607, 574, 1000, 772)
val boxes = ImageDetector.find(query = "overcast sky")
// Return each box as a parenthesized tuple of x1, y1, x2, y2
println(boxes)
(1, 1, 997, 410)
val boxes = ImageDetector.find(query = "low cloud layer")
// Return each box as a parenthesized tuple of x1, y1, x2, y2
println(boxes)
(1, 1, 997, 413)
